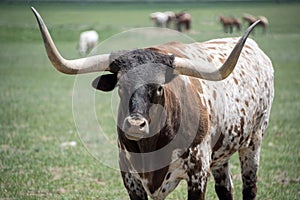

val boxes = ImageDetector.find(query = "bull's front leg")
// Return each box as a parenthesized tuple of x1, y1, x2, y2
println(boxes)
(186, 144, 211, 200)
(121, 171, 148, 200)
(187, 169, 209, 200)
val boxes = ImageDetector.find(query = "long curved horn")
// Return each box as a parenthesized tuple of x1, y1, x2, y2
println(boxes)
(173, 20, 261, 81)
(31, 7, 110, 74)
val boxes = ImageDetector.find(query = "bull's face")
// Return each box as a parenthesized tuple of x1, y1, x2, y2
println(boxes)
(92, 51, 175, 141)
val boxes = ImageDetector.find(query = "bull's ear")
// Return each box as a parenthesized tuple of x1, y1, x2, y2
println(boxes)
(92, 74, 117, 92)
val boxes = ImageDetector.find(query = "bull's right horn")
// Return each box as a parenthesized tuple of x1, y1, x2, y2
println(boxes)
(31, 7, 110, 74)
(173, 20, 261, 81)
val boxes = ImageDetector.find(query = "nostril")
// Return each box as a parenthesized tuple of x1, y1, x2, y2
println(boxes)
(139, 121, 146, 129)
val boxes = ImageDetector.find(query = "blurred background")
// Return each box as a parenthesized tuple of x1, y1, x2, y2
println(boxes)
(0, 0, 299, 199)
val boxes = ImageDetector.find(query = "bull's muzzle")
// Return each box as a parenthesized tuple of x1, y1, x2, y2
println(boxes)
(123, 114, 149, 140)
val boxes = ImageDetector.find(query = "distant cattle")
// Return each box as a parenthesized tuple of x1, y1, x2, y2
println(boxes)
(33, 7, 274, 200)
(243, 13, 269, 34)
(78, 30, 99, 55)
(175, 12, 192, 32)
(219, 16, 241, 33)
(150, 11, 175, 28)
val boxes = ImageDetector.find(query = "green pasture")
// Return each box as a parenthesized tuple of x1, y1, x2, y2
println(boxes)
(0, 2, 299, 199)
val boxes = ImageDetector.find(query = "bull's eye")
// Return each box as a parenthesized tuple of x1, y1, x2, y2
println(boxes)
(156, 85, 164, 97)
(151, 85, 164, 104)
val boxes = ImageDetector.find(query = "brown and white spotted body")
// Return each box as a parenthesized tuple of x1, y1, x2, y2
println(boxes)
(185, 38, 273, 199)
(115, 38, 273, 200)
(32, 7, 273, 200)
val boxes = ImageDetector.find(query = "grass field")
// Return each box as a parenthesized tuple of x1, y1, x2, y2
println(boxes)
(0, 2, 299, 199)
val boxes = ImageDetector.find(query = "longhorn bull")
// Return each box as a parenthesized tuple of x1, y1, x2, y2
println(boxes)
(32, 7, 274, 200)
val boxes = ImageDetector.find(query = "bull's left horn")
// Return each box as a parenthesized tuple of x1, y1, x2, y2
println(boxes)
(31, 7, 110, 74)
(174, 20, 261, 81)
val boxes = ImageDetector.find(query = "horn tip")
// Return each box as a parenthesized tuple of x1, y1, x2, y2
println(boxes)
(31, 6, 39, 19)
(31, 6, 38, 15)
(239, 19, 260, 43)
(248, 20, 261, 33)
(31, 6, 45, 30)
(31, 6, 42, 22)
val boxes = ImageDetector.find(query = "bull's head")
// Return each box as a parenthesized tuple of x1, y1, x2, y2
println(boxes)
(92, 49, 175, 140)
(32, 7, 259, 141)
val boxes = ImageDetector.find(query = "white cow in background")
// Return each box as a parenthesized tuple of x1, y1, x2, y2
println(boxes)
(78, 30, 99, 55)
(150, 11, 175, 28)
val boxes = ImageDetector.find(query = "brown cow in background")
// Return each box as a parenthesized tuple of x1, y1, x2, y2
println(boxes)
(243, 13, 269, 34)
(175, 12, 192, 32)
(219, 16, 241, 33)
